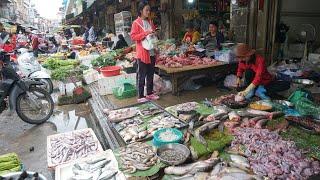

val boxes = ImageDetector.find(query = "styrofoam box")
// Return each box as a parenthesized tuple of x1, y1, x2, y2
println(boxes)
(83, 69, 99, 85)
(98, 73, 136, 95)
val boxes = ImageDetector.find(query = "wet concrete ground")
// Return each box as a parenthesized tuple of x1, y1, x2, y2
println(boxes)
(0, 103, 92, 179)
(108, 85, 231, 108)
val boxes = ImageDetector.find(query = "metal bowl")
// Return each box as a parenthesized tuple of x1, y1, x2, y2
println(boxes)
(273, 100, 294, 107)
(156, 143, 190, 165)
(293, 79, 315, 86)
(1, 171, 47, 180)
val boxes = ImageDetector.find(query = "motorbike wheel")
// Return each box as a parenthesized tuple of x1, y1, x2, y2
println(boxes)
(39, 78, 53, 94)
(16, 87, 54, 124)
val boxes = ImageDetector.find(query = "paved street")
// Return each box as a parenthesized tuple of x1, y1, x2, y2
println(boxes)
(0, 103, 92, 179)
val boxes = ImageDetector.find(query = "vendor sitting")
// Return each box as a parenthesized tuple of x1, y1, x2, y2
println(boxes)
(203, 21, 224, 57)
(235, 43, 290, 100)
(182, 24, 201, 44)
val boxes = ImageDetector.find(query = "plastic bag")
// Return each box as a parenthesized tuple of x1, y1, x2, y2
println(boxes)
(223, 74, 243, 88)
(288, 90, 319, 116)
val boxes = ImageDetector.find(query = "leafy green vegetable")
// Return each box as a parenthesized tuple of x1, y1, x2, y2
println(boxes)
(91, 53, 116, 67)
(190, 129, 234, 158)
(51, 65, 83, 81)
(43, 58, 79, 70)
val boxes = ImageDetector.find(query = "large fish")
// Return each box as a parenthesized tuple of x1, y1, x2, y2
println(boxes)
(218, 172, 262, 180)
(194, 121, 220, 145)
(164, 156, 220, 176)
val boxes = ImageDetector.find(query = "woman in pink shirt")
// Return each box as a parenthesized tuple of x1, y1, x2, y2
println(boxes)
(131, 2, 159, 102)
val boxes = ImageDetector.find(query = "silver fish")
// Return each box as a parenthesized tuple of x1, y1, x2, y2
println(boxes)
(71, 174, 93, 180)
(173, 172, 209, 180)
(98, 170, 118, 180)
(164, 157, 219, 176)
(86, 157, 107, 164)
(229, 154, 250, 171)
(218, 172, 262, 180)
(90, 160, 111, 171)
(210, 162, 227, 177)
(194, 121, 220, 145)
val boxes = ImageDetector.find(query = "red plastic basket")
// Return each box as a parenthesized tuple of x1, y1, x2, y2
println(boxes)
(100, 66, 121, 77)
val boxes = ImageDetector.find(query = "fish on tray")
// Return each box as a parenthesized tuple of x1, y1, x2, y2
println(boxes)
(104, 107, 139, 123)
(69, 157, 120, 180)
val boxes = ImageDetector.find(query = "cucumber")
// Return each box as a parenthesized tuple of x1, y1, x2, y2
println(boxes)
(0, 161, 20, 171)
(0, 153, 19, 163)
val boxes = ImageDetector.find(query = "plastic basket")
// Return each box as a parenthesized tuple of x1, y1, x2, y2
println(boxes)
(152, 128, 183, 147)
(112, 83, 136, 99)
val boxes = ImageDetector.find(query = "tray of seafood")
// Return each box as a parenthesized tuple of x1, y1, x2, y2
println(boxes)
(47, 128, 103, 168)
(55, 150, 126, 180)
(105, 102, 187, 144)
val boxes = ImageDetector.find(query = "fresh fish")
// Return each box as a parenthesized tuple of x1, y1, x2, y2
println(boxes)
(246, 109, 272, 119)
(98, 170, 118, 180)
(92, 169, 102, 180)
(164, 156, 219, 176)
(173, 172, 209, 180)
(228, 111, 240, 121)
(71, 174, 93, 180)
(86, 157, 107, 164)
(194, 121, 220, 145)
(138, 131, 148, 139)
(210, 162, 227, 177)
(218, 172, 262, 180)
(90, 160, 111, 171)
(72, 167, 92, 176)
(229, 154, 250, 171)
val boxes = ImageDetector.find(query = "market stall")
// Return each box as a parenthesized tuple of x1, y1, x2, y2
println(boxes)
(156, 62, 237, 95)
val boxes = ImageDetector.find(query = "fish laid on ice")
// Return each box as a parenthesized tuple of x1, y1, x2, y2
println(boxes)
(86, 157, 107, 164)
(194, 121, 220, 145)
(164, 156, 219, 176)
(90, 159, 111, 171)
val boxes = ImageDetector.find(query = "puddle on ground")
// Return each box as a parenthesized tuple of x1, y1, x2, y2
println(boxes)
(49, 109, 89, 133)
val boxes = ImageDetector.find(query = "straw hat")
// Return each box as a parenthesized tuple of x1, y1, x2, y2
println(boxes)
(235, 43, 256, 57)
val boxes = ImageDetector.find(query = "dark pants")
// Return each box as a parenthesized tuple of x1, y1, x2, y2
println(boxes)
(244, 69, 290, 97)
(137, 57, 156, 98)
(33, 49, 39, 58)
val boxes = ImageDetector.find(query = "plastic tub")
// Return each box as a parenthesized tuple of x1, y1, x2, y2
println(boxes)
(100, 66, 121, 77)
(153, 128, 183, 147)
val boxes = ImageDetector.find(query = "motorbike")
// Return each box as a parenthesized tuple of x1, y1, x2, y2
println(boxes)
(0, 50, 54, 124)
(16, 48, 53, 94)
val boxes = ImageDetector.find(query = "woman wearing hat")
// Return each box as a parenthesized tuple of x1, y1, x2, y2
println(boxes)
(235, 43, 290, 99)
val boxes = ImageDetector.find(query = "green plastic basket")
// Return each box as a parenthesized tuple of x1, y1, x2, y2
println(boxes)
(153, 128, 183, 147)
(112, 83, 136, 99)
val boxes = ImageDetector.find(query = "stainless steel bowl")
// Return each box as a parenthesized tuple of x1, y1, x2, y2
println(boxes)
(273, 100, 294, 107)
(156, 143, 190, 165)
(1, 171, 47, 180)
(293, 79, 315, 86)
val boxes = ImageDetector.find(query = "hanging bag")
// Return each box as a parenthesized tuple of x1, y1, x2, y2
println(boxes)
(135, 21, 158, 51)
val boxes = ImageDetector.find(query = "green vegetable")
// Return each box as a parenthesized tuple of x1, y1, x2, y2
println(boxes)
(51, 65, 83, 81)
(0, 153, 19, 163)
(43, 58, 79, 70)
(0, 161, 20, 171)
(91, 53, 116, 67)
(0, 153, 21, 175)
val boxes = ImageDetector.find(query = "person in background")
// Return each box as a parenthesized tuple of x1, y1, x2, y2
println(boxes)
(88, 24, 97, 45)
(235, 43, 290, 100)
(31, 31, 40, 57)
(114, 34, 128, 50)
(203, 21, 224, 57)
(70, 28, 76, 39)
(182, 23, 201, 44)
(0, 23, 9, 46)
(131, 1, 159, 102)
(83, 25, 89, 44)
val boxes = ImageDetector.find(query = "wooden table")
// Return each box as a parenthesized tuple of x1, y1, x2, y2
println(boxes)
(156, 62, 237, 95)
